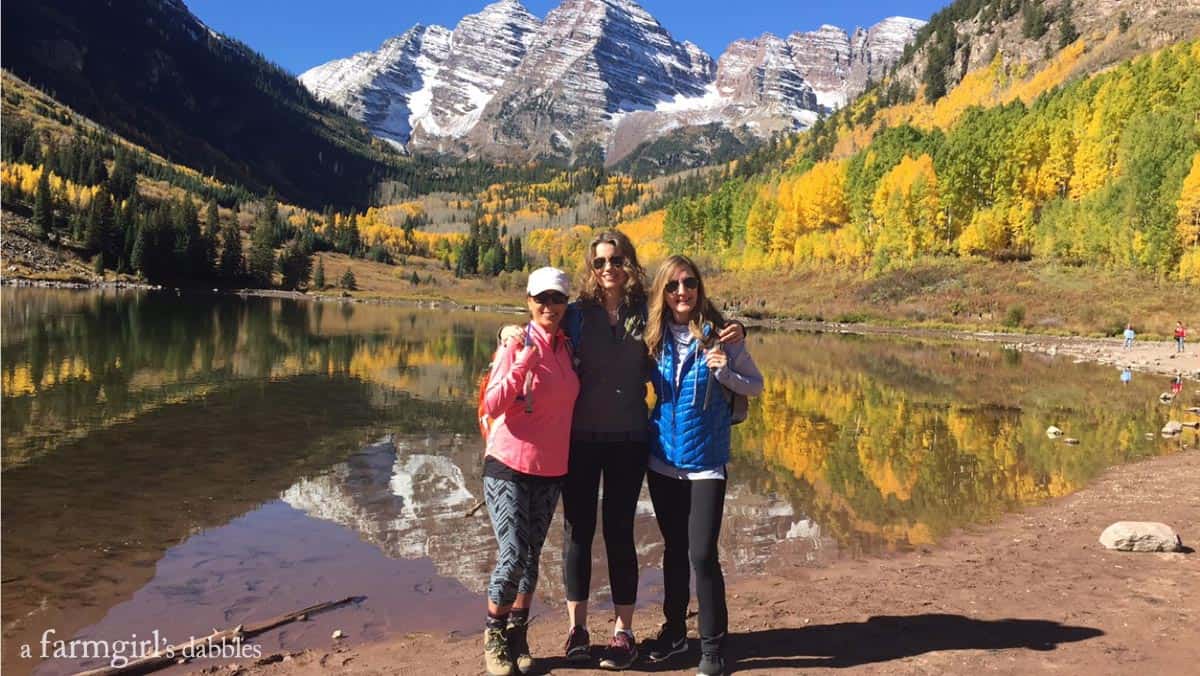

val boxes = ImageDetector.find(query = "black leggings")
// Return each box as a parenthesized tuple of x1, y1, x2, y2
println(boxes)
(562, 440, 648, 606)
(647, 470, 727, 653)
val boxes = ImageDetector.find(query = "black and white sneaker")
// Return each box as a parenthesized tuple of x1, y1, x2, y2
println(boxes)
(697, 652, 726, 676)
(564, 625, 591, 664)
(647, 623, 688, 662)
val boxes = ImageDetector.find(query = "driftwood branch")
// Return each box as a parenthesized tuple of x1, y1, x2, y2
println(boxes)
(72, 596, 363, 676)
(464, 499, 486, 518)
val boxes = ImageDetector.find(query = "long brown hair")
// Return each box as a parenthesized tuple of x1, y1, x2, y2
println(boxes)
(644, 255, 726, 358)
(577, 229, 647, 308)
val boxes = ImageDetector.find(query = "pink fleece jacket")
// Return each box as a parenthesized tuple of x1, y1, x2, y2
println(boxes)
(483, 322, 580, 477)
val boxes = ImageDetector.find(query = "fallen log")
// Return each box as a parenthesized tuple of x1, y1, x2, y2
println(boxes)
(72, 596, 363, 676)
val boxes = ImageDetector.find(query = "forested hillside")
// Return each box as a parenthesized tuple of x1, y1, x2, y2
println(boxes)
(651, 38, 1199, 282)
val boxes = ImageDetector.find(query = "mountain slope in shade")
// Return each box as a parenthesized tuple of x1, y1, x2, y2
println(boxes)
(301, 0, 923, 164)
(1, 0, 393, 209)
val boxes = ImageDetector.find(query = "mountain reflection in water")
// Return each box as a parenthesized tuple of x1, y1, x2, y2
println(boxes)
(2, 288, 1190, 674)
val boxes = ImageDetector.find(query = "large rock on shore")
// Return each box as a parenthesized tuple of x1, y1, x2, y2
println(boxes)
(1099, 521, 1183, 552)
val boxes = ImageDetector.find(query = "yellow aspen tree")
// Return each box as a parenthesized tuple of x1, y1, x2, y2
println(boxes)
(870, 154, 944, 262)
(1177, 153, 1200, 250)
(770, 175, 803, 264)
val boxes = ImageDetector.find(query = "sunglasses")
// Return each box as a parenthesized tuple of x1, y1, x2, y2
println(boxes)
(665, 277, 699, 294)
(591, 255, 626, 270)
(531, 291, 568, 305)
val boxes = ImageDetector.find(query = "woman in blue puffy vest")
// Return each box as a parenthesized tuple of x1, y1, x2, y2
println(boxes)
(642, 255, 763, 676)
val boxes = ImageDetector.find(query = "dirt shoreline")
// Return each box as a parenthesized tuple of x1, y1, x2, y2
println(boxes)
(212, 442, 1199, 676)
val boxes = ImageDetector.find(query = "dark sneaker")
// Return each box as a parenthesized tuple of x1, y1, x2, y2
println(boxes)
(506, 621, 533, 674)
(564, 625, 591, 664)
(599, 630, 638, 670)
(484, 627, 513, 676)
(697, 652, 726, 676)
(647, 622, 688, 662)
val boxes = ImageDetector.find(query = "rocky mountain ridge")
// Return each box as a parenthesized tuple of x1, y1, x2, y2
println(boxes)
(299, 0, 923, 164)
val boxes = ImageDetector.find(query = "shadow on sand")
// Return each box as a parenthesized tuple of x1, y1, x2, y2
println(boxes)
(703, 614, 1100, 671)
(527, 614, 1103, 673)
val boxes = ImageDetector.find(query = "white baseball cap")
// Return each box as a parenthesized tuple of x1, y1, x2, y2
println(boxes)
(526, 267, 570, 297)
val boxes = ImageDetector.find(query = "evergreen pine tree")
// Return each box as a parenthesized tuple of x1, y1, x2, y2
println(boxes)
(340, 267, 357, 290)
(107, 149, 136, 201)
(33, 168, 53, 236)
(409, 270, 420, 286)
(313, 256, 325, 289)
(247, 215, 276, 287)
(131, 222, 148, 278)
(219, 220, 244, 283)
(278, 239, 313, 290)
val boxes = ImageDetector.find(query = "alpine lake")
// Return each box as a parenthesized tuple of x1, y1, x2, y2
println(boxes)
(1, 288, 1190, 674)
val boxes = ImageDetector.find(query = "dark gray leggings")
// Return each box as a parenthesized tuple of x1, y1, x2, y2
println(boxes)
(484, 475, 561, 606)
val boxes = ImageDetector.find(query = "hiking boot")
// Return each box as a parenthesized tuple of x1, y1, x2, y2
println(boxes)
(599, 629, 638, 670)
(564, 625, 591, 664)
(697, 652, 726, 676)
(647, 622, 688, 662)
(506, 620, 534, 675)
(484, 627, 513, 676)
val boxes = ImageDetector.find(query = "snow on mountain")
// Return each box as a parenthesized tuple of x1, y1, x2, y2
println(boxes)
(299, 24, 451, 149)
(462, 0, 716, 160)
(790, 16, 924, 110)
(410, 0, 542, 145)
(299, 1, 923, 161)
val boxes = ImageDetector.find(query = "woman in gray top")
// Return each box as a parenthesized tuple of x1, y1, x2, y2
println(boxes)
(555, 231, 743, 669)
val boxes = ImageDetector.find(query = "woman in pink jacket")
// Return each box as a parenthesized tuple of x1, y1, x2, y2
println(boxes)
(481, 267, 580, 676)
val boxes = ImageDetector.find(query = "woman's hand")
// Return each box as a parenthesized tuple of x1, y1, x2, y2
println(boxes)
(498, 324, 523, 347)
(704, 348, 727, 371)
(514, 342, 542, 369)
(717, 321, 745, 345)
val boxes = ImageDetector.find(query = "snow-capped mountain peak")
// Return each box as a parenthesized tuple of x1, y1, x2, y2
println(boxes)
(299, 3, 924, 162)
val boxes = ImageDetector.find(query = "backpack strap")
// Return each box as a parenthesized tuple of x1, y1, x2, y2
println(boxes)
(564, 302, 584, 371)
(519, 323, 535, 413)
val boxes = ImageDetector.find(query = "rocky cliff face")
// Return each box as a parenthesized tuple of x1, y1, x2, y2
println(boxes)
(299, 0, 924, 163)
(788, 17, 924, 110)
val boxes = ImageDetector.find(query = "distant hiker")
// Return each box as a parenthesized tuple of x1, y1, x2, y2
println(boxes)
(642, 255, 763, 676)
(1121, 368, 1132, 385)
(480, 267, 579, 676)
(1175, 321, 1187, 353)
(1123, 324, 1136, 349)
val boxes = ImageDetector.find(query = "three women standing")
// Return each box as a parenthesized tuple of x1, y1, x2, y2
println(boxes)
(483, 239, 751, 675)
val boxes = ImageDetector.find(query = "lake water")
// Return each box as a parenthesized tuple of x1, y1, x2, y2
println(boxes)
(1, 288, 1190, 674)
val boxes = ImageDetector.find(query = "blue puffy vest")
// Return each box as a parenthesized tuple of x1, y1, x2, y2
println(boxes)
(649, 324, 732, 471)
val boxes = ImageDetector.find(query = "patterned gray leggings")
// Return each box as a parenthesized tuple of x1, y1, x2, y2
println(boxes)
(484, 475, 562, 606)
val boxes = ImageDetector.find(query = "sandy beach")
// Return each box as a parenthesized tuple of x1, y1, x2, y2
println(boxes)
(215, 442, 1199, 676)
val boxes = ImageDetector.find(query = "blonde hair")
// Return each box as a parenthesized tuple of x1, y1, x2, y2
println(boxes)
(644, 255, 725, 358)
(577, 229, 647, 309)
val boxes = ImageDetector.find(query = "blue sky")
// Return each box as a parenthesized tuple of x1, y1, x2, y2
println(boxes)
(188, 0, 949, 75)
